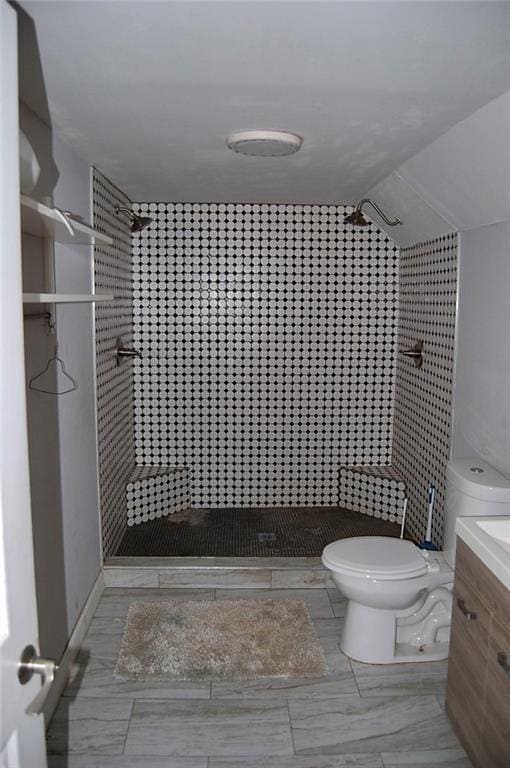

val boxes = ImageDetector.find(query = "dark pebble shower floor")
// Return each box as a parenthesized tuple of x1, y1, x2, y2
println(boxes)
(116, 507, 400, 557)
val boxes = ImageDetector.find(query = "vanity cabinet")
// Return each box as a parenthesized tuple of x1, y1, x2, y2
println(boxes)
(446, 539, 510, 768)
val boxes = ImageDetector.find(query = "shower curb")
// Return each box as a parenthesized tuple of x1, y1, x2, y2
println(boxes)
(103, 557, 335, 590)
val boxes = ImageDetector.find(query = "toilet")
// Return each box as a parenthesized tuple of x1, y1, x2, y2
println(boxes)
(322, 458, 510, 664)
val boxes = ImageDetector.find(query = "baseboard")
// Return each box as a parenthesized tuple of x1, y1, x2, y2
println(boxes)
(43, 569, 105, 725)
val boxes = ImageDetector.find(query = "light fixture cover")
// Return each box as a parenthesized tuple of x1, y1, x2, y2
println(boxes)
(227, 130, 302, 157)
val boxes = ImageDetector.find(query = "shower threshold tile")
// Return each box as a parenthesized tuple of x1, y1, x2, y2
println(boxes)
(271, 568, 335, 589)
(104, 567, 159, 588)
(158, 567, 271, 589)
(124, 699, 294, 756)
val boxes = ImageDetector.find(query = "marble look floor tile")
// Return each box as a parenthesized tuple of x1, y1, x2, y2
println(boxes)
(436, 693, 446, 710)
(48, 757, 207, 768)
(289, 695, 461, 755)
(95, 589, 215, 618)
(66, 653, 211, 701)
(46, 697, 133, 754)
(215, 588, 334, 618)
(158, 568, 271, 589)
(125, 699, 294, 756)
(351, 660, 448, 698)
(381, 748, 471, 767)
(271, 569, 335, 589)
(210, 755, 383, 767)
(327, 588, 347, 617)
(211, 642, 357, 700)
(104, 567, 159, 588)
(313, 617, 345, 638)
(84, 616, 126, 636)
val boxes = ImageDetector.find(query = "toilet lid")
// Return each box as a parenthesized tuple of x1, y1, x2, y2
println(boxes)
(322, 536, 428, 579)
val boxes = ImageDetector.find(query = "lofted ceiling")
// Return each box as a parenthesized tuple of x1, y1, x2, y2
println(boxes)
(19, 1, 510, 204)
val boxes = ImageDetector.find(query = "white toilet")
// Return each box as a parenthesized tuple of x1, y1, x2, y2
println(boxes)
(322, 458, 510, 664)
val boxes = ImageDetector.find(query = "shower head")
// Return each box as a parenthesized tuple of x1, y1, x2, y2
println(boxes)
(344, 209, 370, 227)
(344, 198, 402, 228)
(115, 206, 153, 233)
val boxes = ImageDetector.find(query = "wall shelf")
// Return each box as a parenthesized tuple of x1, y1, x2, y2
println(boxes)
(23, 293, 115, 304)
(21, 195, 113, 246)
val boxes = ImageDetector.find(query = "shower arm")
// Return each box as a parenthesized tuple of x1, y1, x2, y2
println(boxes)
(356, 198, 402, 227)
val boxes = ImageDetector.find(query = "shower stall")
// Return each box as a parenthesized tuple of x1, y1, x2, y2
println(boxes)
(92, 169, 458, 559)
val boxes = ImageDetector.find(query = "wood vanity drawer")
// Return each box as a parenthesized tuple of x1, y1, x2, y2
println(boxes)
(456, 539, 510, 628)
(446, 570, 490, 763)
(481, 617, 510, 768)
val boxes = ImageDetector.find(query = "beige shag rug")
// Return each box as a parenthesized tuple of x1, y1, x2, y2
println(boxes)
(114, 599, 327, 681)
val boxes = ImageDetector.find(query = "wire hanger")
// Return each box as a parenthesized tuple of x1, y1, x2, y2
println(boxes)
(29, 344, 78, 395)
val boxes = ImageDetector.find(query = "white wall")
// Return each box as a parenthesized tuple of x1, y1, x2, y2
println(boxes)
(21, 105, 101, 659)
(452, 222, 510, 478)
(53, 136, 102, 626)
(364, 91, 510, 246)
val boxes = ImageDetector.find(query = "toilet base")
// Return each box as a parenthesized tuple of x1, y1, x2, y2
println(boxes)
(340, 591, 451, 664)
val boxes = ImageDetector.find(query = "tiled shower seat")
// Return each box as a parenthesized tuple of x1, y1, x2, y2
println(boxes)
(339, 465, 406, 524)
(126, 465, 190, 526)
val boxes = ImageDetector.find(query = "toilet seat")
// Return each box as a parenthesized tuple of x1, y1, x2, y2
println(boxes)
(322, 536, 429, 580)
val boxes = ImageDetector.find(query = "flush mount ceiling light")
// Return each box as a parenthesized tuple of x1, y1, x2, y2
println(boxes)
(227, 130, 302, 157)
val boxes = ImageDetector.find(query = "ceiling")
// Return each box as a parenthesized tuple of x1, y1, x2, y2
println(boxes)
(20, 1, 510, 204)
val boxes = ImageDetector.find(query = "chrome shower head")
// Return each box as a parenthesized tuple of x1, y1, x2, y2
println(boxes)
(344, 198, 402, 228)
(115, 206, 153, 233)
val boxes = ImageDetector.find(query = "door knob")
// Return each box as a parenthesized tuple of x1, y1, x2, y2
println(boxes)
(18, 644, 59, 716)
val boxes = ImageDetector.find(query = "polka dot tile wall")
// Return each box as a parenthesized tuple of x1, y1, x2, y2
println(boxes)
(391, 233, 458, 546)
(132, 202, 400, 508)
(126, 466, 189, 526)
(92, 168, 136, 556)
(339, 466, 406, 523)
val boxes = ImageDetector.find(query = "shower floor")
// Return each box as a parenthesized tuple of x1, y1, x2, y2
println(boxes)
(115, 507, 400, 557)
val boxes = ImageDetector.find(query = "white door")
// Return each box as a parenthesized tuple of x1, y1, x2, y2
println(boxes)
(1, 2, 48, 765)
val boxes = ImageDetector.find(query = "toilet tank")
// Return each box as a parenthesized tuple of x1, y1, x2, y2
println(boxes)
(444, 458, 510, 566)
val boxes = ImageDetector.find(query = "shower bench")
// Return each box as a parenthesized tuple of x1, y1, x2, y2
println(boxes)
(126, 465, 189, 526)
(339, 465, 406, 524)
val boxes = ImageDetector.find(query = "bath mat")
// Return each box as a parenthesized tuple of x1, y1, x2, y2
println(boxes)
(114, 599, 327, 681)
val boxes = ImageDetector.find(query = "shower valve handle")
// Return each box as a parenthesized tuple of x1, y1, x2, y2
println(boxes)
(116, 337, 141, 366)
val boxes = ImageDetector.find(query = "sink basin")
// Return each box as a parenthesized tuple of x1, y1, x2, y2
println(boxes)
(456, 515, 510, 589)
(476, 518, 510, 554)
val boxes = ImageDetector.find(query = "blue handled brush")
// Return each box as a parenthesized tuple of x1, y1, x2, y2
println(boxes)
(420, 485, 438, 550)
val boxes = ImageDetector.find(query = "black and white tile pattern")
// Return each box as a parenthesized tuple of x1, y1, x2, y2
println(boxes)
(126, 466, 189, 526)
(392, 234, 458, 545)
(339, 465, 406, 524)
(132, 202, 399, 508)
(93, 169, 136, 556)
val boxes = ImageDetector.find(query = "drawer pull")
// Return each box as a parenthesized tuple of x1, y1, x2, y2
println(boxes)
(497, 652, 510, 679)
(457, 598, 477, 621)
